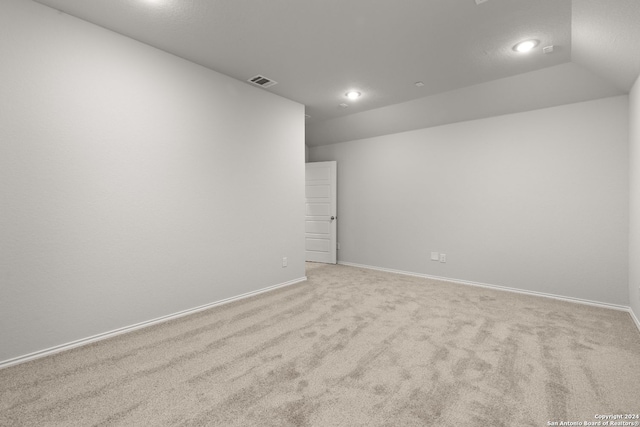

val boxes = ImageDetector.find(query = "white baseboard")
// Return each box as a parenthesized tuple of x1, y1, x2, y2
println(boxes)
(0, 276, 307, 370)
(339, 262, 638, 325)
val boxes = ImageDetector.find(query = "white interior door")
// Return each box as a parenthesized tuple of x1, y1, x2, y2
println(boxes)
(305, 161, 337, 264)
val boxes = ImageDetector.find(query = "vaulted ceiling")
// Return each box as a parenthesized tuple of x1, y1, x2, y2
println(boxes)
(33, 0, 640, 146)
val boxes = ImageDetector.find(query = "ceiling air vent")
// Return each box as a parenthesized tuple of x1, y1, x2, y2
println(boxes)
(247, 74, 278, 88)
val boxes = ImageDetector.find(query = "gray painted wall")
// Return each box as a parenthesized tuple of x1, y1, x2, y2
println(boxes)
(629, 76, 640, 320)
(310, 96, 629, 306)
(0, 0, 305, 362)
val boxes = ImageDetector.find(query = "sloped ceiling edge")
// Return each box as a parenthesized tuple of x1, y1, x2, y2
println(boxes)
(306, 62, 624, 147)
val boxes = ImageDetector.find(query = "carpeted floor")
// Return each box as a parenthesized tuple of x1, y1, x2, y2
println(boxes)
(1, 263, 639, 426)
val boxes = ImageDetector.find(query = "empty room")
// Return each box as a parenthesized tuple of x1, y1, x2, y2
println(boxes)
(1, 0, 639, 426)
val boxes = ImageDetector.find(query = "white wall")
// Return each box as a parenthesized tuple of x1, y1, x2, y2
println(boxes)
(629, 75, 640, 320)
(0, 0, 304, 363)
(310, 96, 629, 306)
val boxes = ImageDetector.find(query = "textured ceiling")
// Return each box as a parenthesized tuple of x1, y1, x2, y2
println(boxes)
(307, 62, 624, 146)
(30, 0, 640, 146)
(571, 0, 640, 92)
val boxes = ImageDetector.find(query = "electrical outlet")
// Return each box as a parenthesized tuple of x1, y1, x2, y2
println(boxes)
(439, 253, 447, 263)
(282, 257, 287, 268)
(431, 252, 439, 261)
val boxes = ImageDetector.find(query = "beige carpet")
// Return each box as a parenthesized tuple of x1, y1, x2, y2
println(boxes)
(1, 263, 639, 426)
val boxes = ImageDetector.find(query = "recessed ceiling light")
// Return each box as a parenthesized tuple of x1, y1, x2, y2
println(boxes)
(345, 91, 361, 100)
(513, 40, 539, 53)
(415, 81, 425, 87)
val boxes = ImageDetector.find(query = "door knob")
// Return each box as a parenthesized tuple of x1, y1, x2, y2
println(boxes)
(331, 216, 335, 220)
